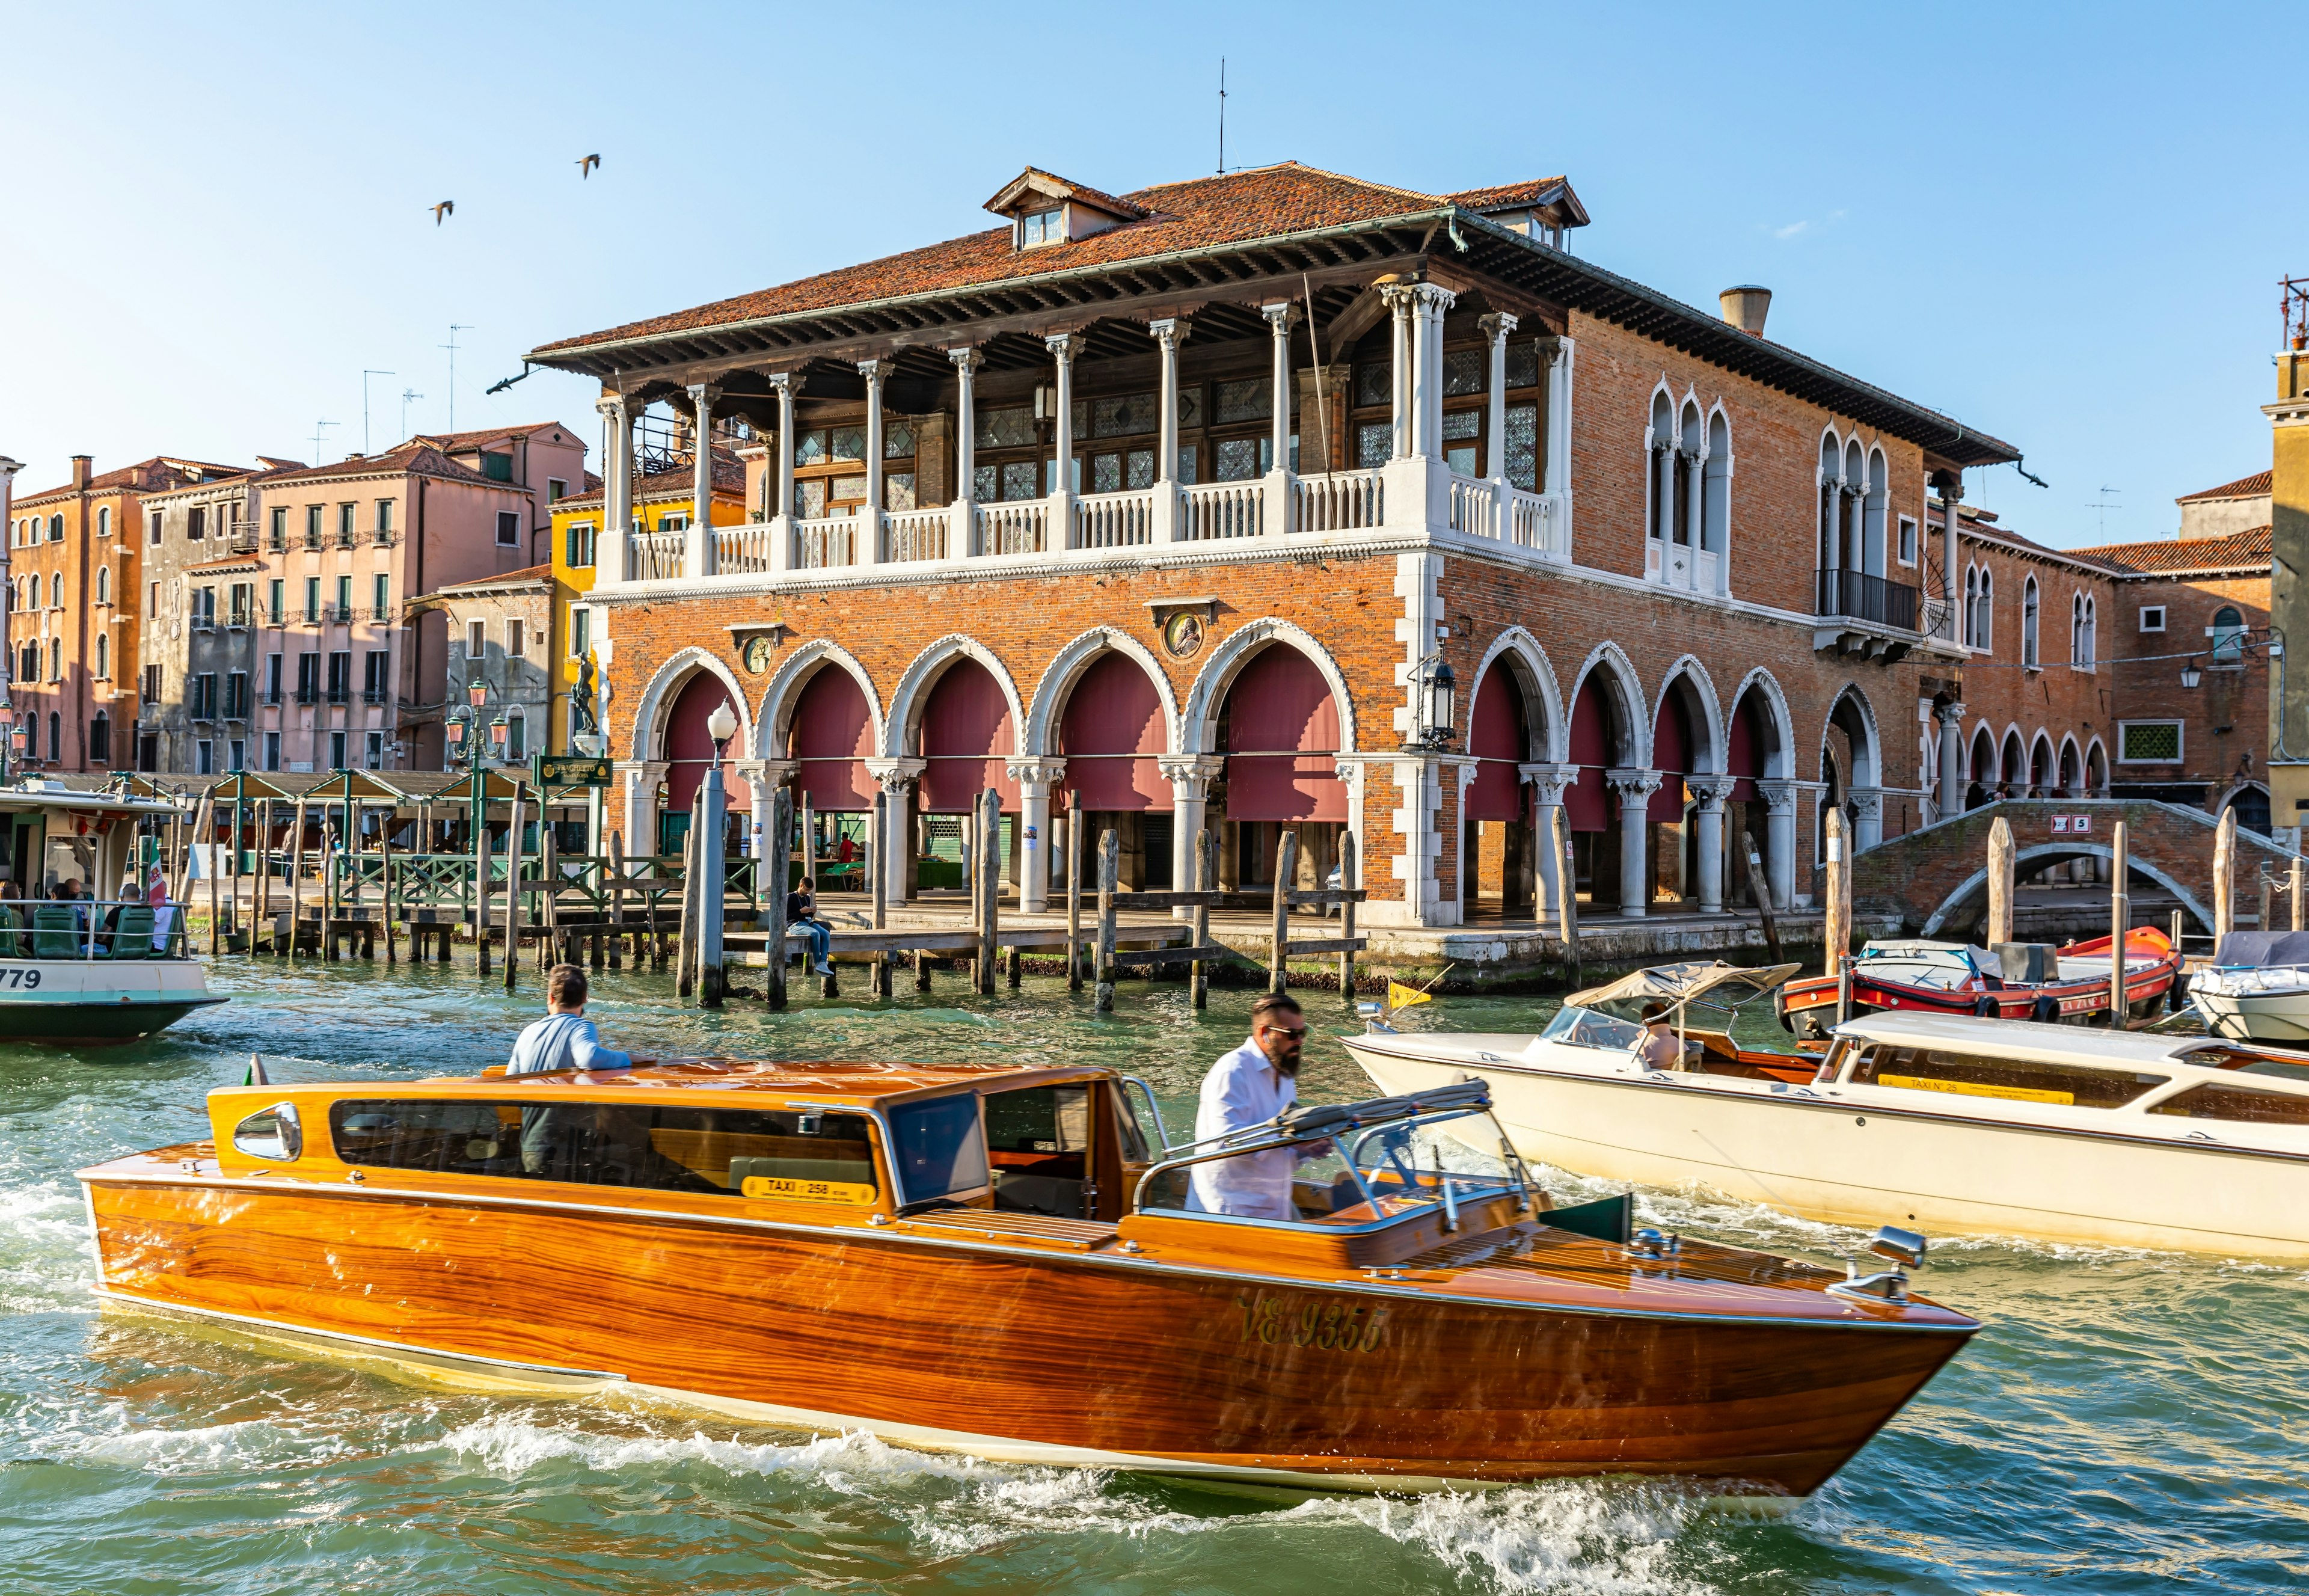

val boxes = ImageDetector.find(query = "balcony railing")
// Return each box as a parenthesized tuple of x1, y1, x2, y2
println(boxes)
(295, 686, 320, 704)
(1816, 568, 1919, 631)
(361, 688, 388, 704)
(886, 507, 951, 563)
(1182, 480, 1262, 541)
(1294, 469, 1385, 533)
(189, 616, 217, 632)
(631, 530, 687, 582)
(227, 530, 261, 554)
(1070, 488, 1154, 550)
(303, 530, 324, 551)
(326, 686, 351, 704)
(323, 603, 354, 624)
(335, 529, 358, 550)
(978, 500, 1047, 555)
(227, 610, 253, 630)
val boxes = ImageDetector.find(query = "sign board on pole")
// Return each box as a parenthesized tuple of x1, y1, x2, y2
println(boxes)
(533, 754, 612, 788)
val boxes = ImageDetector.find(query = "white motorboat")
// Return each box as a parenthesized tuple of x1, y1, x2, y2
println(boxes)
(2186, 931, 2309, 1044)
(0, 781, 224, 1045)
(1340, 963, 2309, 1256)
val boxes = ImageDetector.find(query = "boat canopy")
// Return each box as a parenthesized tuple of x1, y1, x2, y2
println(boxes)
(1568, 962, 1801, 1014)
(2212, 930, 2309, 968)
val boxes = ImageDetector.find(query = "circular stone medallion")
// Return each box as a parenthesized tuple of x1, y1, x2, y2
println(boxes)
(1163, 610, 1206, 659)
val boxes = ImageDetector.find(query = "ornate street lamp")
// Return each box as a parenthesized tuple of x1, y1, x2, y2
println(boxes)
(707, 701, 738, 770)
(1406, 654, 1458, 751)
(2180, 657, 2203, 690)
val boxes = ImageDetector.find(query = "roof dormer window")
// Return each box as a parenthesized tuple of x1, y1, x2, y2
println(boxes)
(985, 167, 1148, 253)
(1020, 207, 1064, 248)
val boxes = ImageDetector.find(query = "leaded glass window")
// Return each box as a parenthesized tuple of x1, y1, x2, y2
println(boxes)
(1356, 363, 1390, 407)
(1001, 461, 1039, 500)
(1503, 403, 1538, 491)
(795, 429, 829, 467)
(1176, 446, 1198, 484)
(1443, 349, 1485, 396)
(974, 465, 998, 502)
(1215, 438, 1262, 481)
(1446, 443, 1478, 477)
(1215, 379, 1271, 424)
(886, 473, 916, 511)
(832, 474, 867, 504)
(1506, 342, 1541, 389)
(1126, 450, 1155, 490)
(1093, 393, 1158, 438)
(1442, 410, 1481, 441)
(1177, 388, 1204, 428)
(885, 422, 916, 459)
(1358, 422, 1391, 468)
(794, 479, 827, 518)
(1091, 454, 1121, 494)
(978, 407, 1035, 449)
(830, 428, 866, 462)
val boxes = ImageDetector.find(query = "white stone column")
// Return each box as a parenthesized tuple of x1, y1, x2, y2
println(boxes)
(1758, 778, 1798, 912)
(765, 372, 797, 572)
(1158, 755, 1224, 919)
(1937, 701, 1967, 817)
(1541, 334, 1575, 559)
(1149, 318, 1189, 542)
(595, 394, 631, 586)
(1005, 758, 1066, 912)
(949, 347, 982, 555)
(1409, 283, 1454, 461)
(858, 359, 886, 565)
(1383, 284, 1414, 461)
(1519, 762, 1577, 918)
(1689, 774, 1736, 912)
(1821, 471, 1842, 573)
(1683, 447, 1705, 556)
(1480, 312, 1516, 497)
(1936, 470, 1963, 643)
(863, 757, 926, 901)
(1607, 769, 1663, 916)
(624, 759, 668, 859)
(1046, 333, 1082, 543)
(686, 383, 718, 577)
(1848, 785, 1884, 850)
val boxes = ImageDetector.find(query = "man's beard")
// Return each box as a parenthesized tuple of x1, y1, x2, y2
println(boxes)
(1274, 1051, 1302, 1078)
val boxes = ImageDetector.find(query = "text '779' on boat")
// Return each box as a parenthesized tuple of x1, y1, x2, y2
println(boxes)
(80, 1051, 1976, 1504)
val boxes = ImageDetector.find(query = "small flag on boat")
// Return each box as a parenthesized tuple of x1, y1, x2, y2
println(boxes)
(1387, 981, 1433, 1011)
(244, 1055, 269, 1086)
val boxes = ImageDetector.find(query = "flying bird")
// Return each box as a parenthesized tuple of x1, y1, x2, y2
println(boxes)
(577, 153, 600, 179)
(431, 200, 455, 226)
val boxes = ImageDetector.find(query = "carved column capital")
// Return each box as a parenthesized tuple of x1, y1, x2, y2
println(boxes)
(855, 358, 890, 383)
(1519, 761, 1579, 807)
(1606, 768, 1664, 805)
(1157, 754, 1225, 798)
(1004, 757, 1068, 791)
(1478, 311, 1519, 343)
(1846, 785, 1885, 821)
(1755, 778, 1800, 816)
(1687, 774, 1738, 808)
(1041, 333, 1085, 363)
(595, 393, 628, 421)
(862, 756, 927, 794)
(1409, 281, 1457, 314)
(1935, 699, 1969, 725)
(1259, 300, 1302, 333)
(947, 346, 984, 374)
(1145, 316, 1192, 352)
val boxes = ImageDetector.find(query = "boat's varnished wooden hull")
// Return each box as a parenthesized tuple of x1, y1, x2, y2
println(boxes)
(84, 1173, 1970, 1496)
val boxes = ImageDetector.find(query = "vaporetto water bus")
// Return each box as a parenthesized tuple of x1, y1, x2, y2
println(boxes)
(1343, 963, 2309, 1257)
(0, 781, 222, 1044)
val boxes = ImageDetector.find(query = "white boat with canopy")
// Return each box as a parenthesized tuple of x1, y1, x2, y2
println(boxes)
(2188, 931, 2309, 1043)
(1342, 963, 2309, 1256)
(0, 781, 223, 1045)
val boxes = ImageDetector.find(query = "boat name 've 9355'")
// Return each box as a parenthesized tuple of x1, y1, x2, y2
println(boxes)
(1, 781, 222, 1044)
(80, 1055, 1975, 1503)
(1343, 962, 2309, 1257)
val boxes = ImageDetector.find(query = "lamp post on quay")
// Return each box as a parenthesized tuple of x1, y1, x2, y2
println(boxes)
(443, 677, 507, 852)
(698, 699, 738, 1007)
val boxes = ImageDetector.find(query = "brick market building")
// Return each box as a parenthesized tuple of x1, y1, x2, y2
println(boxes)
(526, 161, 2029, 928)
(6, 454, 243, 774)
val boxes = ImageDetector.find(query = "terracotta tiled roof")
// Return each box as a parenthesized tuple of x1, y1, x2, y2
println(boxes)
(1445, 176, 1587, 223)
(2070, 526, 2274, 575)
(984, 167, 1150, 221)
(185, 553, 267, 574)
(1943, 506, 2125, 574)
(257, 441, 507, 491)
(432, 563, 553, 592)
(556, 453, 746, 511)
(408, 422, 583, 452)
(2176, 470, 2271, 503)
(14, 456, 247, 506)
(536, 162, 1457, 354)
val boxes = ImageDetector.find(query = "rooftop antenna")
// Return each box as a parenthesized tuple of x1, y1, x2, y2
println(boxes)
(399, 388, 424, 442)
(441, 325, 473, 431)
(361, 370, 394, 456)
(308, 420, 338, 467)
(2088, 484, 2121, 540)
(1217, 58, 1225, 174)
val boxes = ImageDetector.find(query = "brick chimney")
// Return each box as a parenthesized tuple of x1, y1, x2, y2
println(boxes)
(70, 455, 92, 490)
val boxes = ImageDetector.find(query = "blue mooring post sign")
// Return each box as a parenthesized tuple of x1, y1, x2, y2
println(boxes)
(532, 755, 612, 788)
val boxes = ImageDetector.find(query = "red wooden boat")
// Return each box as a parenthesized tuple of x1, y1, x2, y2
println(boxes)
(1779, 928, 2182, 1038)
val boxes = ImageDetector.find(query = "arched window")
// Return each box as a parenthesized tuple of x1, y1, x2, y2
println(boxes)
(1702, 411, 1731, 576)
(95, 567, 110, 606)
(90, 712, 109, 764)
(94, 634, 109, 680)
(48, 514, 62, 542)
(2212, 604, 2246, 664)
(2081, 596, 2096, 668)
(1978, 569, 1993, 652)
(47, 711, 59, 760)
(1862, 448, 1888, 575)
(48, 639, 61, 681)
(48, 572, 61, 607)
(97, 506, 110, 538)
(2022, 577, 2040, 668)
(1818, 432, 1842, 569)
(1963, 565, 1979, 645)
(1648, 390, 1678, 549)
(506, 708, 527, 762)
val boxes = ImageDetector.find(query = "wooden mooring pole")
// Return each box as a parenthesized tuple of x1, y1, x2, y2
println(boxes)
(1985, 815, 2016, 948)
(503, 783, 526, 992)
(1337, 831, 1359, 1002)
(1094, 829, 1118, 1013)
(1190, 827, 1213, 1010)
(288, 799, 308, 965)
(1268, 830, 1298, 994)
(1553, 805, 1580, 990)
(1740, 828, 1780, 964)
(976, 789, 1000, 996)
(2213, 806, 2237, 945)
(872, 790, 892, 998)
(767, 788, 791, 1011)
(1066, 790, 1084, 992)
(1821, 807, 1850, 976)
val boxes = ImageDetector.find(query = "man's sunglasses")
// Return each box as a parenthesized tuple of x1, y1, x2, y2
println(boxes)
(1262, 1022, 1310, 1040)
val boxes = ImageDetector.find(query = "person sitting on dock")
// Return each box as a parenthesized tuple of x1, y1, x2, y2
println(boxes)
(1186, 993, 1323, 1220)
(508, 965, 634, 1076)
(785, 877, 833, 977)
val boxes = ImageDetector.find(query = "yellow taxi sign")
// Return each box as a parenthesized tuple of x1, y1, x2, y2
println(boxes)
(740, 1174, 879, 1205)
(1387, 981, 1433, 1011)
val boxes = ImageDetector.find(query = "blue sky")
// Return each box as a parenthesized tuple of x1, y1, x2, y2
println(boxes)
(2, 2, 2299, 548)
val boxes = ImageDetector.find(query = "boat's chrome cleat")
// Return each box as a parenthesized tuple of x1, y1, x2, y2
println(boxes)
(1829, 1224, 1928, 1304)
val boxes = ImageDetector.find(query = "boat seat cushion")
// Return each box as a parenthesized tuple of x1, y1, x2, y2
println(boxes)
(109, 906, 155, 959)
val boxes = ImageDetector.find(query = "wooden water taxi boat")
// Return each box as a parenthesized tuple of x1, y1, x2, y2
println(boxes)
(0, 781, 222, 1045)
(1776, 929, 2180, 1036)
(79, 1055, 1976, 1503)
(1344, 967, 2309, 1255)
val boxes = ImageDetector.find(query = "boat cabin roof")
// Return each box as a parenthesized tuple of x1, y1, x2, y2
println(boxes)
(428, 1055, 1112, 1109)
(1835, 1011, 2298, 1071)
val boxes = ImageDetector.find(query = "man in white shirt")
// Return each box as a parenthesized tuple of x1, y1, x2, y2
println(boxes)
(508, 965, 634, 1076)
(1188, 993, 1313, 1220)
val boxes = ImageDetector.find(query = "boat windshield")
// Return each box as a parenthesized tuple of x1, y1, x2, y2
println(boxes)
(1131, 1084, 1533, 1227)
(1538, 1005, 1645, 1051)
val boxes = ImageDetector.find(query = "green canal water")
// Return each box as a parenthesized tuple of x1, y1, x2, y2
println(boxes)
(0, 959, 2302, 1594)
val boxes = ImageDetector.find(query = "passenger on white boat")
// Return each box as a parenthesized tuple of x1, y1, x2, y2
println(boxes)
(1635, 1004, 1683, 1070)
(1188, 993, 1322, 1220)
(144, 864, 173, 952)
